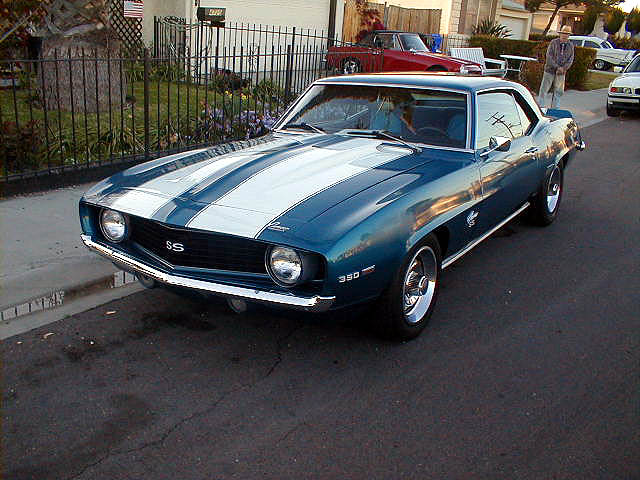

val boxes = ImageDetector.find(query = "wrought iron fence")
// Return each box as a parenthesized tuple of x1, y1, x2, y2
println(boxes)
(0, 20, 468, 191)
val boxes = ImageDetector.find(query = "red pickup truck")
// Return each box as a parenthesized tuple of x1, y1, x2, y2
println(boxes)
(327, 30, 482, 75)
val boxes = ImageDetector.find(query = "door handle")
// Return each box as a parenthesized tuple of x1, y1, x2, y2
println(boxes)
(525, 146, 538, 154)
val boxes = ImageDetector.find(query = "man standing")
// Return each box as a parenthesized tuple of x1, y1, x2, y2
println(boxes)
(538, 25, 575, 109)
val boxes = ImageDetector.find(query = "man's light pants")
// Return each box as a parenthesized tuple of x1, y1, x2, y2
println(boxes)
(538, 71, 565, 109)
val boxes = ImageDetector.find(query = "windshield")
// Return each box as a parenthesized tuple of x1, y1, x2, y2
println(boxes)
(624, 55, 640, 72)
(399, 34, 429, 52)
(602, 41, 613, 49)
(278, 84, 468, 149)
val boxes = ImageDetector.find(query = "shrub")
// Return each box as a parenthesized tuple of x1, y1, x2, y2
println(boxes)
(469, 36, 596, 91)
(209, 69, 248, 92)
(0, 121, 46, 174)
(609, 35, 640, 51)
(528, 33, 558, 41)
(473, 19, 511, 37)
(470, 35, 538, 59)
(252, 79, 285, 103)
(150, 62, 187, 82)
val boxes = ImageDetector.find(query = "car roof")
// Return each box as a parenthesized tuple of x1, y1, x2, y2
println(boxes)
(317, 72, 517, 93)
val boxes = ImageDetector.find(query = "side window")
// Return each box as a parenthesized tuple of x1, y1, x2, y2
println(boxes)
(569, 39, 581, 46)
(584, 41, 600, 48)
(360, 33, 374, 47)
(376, 34, 398, 49)
(476, 91, 524, 149)
(514, 101, 532, 134)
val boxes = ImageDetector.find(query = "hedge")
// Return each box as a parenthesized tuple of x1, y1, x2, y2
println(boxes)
(609, 36, 640, 51)
(469, 35, 596, 91)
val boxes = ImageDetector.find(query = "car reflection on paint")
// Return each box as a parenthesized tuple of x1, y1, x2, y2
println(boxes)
(79, 73, 585, 340)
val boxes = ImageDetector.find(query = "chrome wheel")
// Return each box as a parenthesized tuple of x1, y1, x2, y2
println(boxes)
(546, 165, 561, 213)
(342, 59, 360, 74)
(403, 246, 438, 324)
(594, 59, 606, 70)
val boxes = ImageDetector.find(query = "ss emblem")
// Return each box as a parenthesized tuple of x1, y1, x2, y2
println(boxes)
(166, 241, 184, 252)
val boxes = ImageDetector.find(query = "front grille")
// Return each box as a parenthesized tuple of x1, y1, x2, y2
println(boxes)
(128, 216, 268, 274)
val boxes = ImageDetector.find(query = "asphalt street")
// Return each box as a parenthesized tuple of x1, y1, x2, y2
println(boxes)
(3, 116, 639, 480)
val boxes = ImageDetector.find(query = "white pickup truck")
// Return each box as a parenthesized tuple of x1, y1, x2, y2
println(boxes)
(569, 35, 637, 71)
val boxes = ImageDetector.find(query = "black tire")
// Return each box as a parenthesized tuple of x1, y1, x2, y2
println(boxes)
(427, 65, 448, 72)
(529, 161, 563, 226)
(342, 58, 361, 74)
(606, 103, 620, 117)
(593, 59, 609, 71)
(374, 234, 442, 341)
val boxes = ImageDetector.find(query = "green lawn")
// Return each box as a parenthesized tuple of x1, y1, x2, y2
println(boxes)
(582, 71, 619, 91)
(1, 78, 281, 175)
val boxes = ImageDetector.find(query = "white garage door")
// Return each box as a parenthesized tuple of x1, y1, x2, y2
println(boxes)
(499, 16, 527, 40)
(199, 0, 332, 32)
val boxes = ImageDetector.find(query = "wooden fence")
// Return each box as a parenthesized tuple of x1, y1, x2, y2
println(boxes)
(342, 0, 442, 43)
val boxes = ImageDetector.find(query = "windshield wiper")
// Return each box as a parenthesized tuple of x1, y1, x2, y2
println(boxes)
(344, 129, 422, 153)
(282, 122, 325, 134)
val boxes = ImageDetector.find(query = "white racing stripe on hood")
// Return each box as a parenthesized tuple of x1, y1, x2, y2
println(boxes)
(105, 139, 296, 218)
(187, 138, 408, 238)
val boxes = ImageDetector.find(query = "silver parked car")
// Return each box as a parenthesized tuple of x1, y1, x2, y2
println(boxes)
(569, 35, 637, 71)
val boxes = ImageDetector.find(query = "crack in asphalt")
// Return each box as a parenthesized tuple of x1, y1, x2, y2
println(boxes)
(265, 324, 304, 378)
(276, 421, 310, 446)
(66, 323, 304, 479)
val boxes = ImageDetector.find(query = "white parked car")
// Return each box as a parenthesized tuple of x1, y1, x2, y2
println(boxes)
(607, 55, 640, 116)
(569, 35, 637, 71)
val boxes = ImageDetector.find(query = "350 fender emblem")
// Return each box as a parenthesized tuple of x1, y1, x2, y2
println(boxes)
(166, 241, 184, 252)
(338, 265, 375, 283)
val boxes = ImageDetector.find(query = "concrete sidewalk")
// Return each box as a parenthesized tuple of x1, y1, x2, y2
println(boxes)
(0, 88, 610, 335)
(557, 87, 608, 129)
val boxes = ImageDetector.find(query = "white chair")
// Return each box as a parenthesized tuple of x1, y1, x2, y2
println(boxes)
(449, 47, 507, 77)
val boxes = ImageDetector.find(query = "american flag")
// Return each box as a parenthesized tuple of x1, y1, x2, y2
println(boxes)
(123, 1, 143, 18)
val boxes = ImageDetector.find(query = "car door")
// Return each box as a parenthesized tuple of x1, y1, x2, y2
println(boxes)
(475, 90, 539, 231)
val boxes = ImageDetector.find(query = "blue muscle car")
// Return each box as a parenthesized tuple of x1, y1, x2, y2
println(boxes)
(79, 73, 585, 340)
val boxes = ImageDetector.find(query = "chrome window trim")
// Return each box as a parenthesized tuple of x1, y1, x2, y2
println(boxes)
(273, 81, 473, 150)
(473, 87, 542, 151)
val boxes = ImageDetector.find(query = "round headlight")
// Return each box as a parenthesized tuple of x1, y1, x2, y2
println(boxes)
(268, 246, 303, 286)
(100, 209, 128, 243)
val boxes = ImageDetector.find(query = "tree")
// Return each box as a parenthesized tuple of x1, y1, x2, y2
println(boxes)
(625, 7, 640, 35)
(0, 0, 48, 50)
(35, 0, 123, 113)
(604, 7, 625, 34)
(581, 5, 600, 34)
(525, 0, 622, 36)
(355, 0, 385, 43)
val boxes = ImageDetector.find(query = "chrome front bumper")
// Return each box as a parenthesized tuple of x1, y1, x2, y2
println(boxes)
(81, 235, 335, 312)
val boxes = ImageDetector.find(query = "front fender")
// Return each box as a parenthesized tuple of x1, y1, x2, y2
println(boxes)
(316, 156, 481, 307)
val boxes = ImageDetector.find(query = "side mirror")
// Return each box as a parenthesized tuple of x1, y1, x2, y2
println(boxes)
(490, 136, 511, 151)
(481, 136, 511, 157)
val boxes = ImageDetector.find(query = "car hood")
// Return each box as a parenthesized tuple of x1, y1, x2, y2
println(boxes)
(83, 133, 424, 239)
(613, 72, 640, 84)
